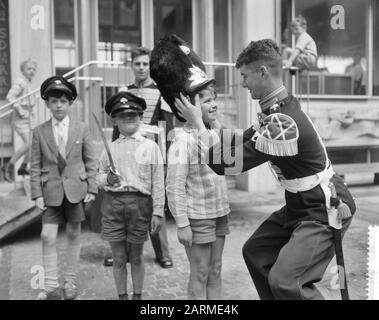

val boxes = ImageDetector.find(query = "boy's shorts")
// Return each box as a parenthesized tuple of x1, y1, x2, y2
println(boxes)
(101, 191, 152, 244)
(42, 196, 85, 224)
(189, 215, 230, 244)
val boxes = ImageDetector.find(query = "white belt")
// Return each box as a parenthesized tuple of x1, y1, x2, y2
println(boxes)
(277, 162, 342, 229)
(278, 161, 334, 194)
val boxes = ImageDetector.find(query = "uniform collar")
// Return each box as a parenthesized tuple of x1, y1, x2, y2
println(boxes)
(52, 115, 70, 127)
(259, 86, 288, 114)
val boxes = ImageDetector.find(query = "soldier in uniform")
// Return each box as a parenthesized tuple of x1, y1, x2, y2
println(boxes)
(173, 39, 356, 300)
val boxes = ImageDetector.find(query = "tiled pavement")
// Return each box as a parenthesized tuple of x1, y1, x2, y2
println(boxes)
(0, 185, 378, 300)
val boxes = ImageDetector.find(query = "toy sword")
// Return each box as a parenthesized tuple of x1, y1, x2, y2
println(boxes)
(92, 112, 118, 175)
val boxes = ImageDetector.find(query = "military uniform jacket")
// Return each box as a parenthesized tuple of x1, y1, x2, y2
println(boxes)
(208, 94, 356, 227)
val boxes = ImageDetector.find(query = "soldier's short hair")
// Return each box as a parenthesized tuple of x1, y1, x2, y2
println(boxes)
(131, 47, 151, 61)
(235, 39, 282, 73)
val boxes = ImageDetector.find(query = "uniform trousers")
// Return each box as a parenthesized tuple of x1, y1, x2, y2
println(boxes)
(242, 206, 352, 300)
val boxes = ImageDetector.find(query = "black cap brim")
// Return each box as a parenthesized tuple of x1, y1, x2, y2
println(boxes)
(43, 84, 73, 99)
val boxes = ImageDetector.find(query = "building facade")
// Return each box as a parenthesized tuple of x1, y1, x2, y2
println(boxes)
(1, 0, 379, 191)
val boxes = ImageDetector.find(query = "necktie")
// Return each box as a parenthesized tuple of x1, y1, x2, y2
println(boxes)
(56, 122, 66, 158)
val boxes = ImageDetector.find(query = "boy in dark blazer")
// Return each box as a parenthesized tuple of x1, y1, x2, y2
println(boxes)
(31, 76, 97, 300)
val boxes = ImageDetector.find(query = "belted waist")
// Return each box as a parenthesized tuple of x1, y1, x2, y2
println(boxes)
(104, 186, 144, 194)
(279, 162, 334, 194)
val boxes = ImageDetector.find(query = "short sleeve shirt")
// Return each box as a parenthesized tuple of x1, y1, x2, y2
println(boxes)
(296, 32, 317, 58)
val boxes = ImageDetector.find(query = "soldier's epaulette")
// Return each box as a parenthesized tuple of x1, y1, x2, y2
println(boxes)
(253, 112, 299, 157)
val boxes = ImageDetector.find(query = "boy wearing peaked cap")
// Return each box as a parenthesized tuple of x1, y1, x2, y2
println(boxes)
(31, 76, 97, 300)
(107, 46, 174, 270)
(97, 91, 164, 300)
(174, 39, 356, 300)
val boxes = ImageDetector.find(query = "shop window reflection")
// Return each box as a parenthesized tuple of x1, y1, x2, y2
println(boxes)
(98, 0, 141, 62)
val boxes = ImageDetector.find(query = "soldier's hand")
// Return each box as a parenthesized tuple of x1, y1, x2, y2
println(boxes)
(175, 93, 203, 128)
(177, 226, 192, 247)
(150, 215, 162, 235)
(35, 197, 47, 211)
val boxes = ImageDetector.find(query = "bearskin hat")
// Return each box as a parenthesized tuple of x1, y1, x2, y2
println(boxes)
(150, 34, 215, 122)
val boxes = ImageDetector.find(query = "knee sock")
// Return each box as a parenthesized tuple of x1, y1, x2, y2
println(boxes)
(64, 241, 81, 282)
(42, 247, 59, 292)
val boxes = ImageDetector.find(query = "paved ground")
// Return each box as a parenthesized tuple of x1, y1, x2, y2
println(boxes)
(0, 182, 378, 300)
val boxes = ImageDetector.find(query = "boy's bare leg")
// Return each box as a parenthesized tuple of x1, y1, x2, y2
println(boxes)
(64, 222, 81, 282)
(128, 242, 145, 297)
(40, 224, 60, 292)
(109, 241, 128, 296)
(207, 236, 226, 300)
(185, 243, 212, 300)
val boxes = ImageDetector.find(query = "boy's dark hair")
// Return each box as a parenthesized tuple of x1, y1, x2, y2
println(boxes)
(131, 47, 151, 61)
(44, 90, 72, 101)
(198, 83, 217, 100)
(235, 39, 282, 75)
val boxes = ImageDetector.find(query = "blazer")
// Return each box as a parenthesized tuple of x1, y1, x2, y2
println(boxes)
(30, 118, 98, 206)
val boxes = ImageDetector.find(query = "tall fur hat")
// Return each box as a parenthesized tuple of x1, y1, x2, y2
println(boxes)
(150, 34, 215, 122)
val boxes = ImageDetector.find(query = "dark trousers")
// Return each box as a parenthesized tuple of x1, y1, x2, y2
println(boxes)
(242, 207, 352, 300)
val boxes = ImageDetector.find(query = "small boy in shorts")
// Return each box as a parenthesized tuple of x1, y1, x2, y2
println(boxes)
(166, 83, 231, 300)
(31, 76, 97, 300)
(97, 91, 164, 300)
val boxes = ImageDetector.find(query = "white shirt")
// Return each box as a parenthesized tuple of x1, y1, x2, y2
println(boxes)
(97, 131, 165, 217)
(52, 115, 69, 148)
(296, 32, 317, 58)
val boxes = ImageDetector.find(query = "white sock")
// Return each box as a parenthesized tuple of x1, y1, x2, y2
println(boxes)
(42, 251, 59, 292)
(64, 242, 81, 282)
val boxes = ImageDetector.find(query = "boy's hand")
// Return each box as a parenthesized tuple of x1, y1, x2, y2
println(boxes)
(35, 197, 47, 211)
(150, 215, 162, 235)
(84, 193, 96, 203)
(107, 171, 122, 186)
(16, 108, 28, 119)
(177, 226, 192, 247)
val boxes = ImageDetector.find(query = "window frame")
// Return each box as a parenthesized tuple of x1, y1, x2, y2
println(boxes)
(282, 0, 375, 100)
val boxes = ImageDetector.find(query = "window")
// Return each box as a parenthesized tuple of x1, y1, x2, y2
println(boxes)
(214, 0, 231, 94)
(54, 0, 76, 74)
(373, 0, 379, 95)
(154, 0, 192, 46)
(98, 0, 141, 61)
(282, 0, 369, 96)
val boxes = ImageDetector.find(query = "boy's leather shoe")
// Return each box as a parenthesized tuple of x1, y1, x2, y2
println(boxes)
(2, 163, 14, 183)
(103, 256, 113, 267)
(35, 288, 62, 300)
(156, 257, 173, 269)
(63, 279, 78, 300)
(132, 293, 142, 300)
(119, 293, 129, 300)
(17, 163, 30, 175)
